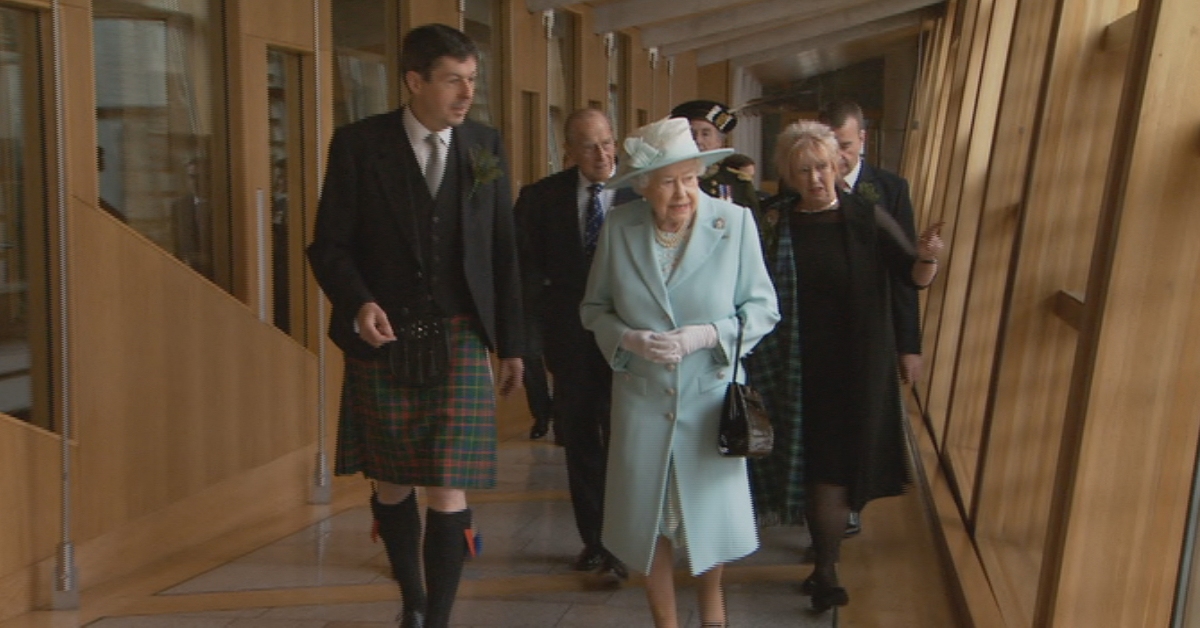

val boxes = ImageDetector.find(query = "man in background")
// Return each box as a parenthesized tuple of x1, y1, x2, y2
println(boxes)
(516, 108, 635, 579)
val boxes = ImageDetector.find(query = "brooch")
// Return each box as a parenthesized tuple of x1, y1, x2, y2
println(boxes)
(713, 217, 726, 229)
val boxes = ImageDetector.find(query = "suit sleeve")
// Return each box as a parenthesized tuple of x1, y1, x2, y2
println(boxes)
(489, 130, 525, 359)
(513, 180, 545, 357)
(885, 175, 922, 355)
(306, 128, 375, 316)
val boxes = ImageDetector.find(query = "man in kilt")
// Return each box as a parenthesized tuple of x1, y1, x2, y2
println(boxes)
(308, 24, 524, 628)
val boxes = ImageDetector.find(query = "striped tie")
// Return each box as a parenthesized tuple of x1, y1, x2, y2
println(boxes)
(584, 183, 604, 257)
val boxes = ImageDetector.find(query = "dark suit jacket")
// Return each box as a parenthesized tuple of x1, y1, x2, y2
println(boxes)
(307, 108, 523, 360)
(856, 163, 921, 355)
(514, 166, 636, 371)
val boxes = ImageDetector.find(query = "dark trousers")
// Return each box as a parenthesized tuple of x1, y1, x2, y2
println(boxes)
(550, 349, 613, 549)
(523, 353, 553, 423)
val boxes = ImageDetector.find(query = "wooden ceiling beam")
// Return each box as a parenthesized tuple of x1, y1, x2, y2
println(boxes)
(524, 0, 579, 12)
(591, 0, 759, 34)
(723, 12, 924, 68)
(696, 1, 935, 66)
(645, 0, 869, 50)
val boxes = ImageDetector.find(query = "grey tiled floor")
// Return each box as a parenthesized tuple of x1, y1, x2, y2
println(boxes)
(85, 439, 835, 627)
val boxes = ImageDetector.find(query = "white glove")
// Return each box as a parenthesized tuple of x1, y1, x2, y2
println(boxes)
(620, 330, 681, 364)
(662, 324, 718, 359)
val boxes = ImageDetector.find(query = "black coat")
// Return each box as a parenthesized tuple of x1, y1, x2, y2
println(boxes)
(856, 163, 921, 355)
(514, 166, 636, 371)
(307, 108, 523, 360)
(749, 192, 914, 518)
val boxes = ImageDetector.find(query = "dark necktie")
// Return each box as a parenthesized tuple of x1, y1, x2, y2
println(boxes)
(584, 183, 604, 257)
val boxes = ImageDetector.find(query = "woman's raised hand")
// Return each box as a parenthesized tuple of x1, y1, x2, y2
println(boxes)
(917, 221, 945, 261)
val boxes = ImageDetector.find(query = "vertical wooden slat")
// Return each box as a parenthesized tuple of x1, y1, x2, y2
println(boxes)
(1047, 0, 1200, 624)
(964, 0, 1138, 623)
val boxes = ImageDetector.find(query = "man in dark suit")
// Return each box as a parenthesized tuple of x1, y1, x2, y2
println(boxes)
(307, 24, 523, 628)
(515, 108, 633, 579)
(819, 99, 922, 538)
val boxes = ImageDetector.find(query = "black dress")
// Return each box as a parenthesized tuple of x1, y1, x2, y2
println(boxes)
(790, 208, 859, 485)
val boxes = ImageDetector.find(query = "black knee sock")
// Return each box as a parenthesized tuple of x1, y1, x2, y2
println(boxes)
(371, 492, 427, 614)
(423, 508, 472, 628)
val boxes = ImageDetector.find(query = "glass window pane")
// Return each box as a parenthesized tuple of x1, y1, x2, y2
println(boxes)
(463, 0, 499, 126)
(547, 10, 575, 173)
(267, 49, 305, 338)
(0, 7, 50, 429)
(332, 0, 392, 126)
(92, 0, 228, 288)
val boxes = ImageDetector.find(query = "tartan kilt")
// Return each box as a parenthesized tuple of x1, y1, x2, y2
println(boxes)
(335, 316, 498, 488)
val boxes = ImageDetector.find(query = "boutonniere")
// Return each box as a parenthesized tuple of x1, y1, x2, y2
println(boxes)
(469, 145, 502, 199)
(856, 181, 882, 206)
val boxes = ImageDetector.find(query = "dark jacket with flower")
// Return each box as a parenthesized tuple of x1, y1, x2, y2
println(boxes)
(307, 108, 523, 360)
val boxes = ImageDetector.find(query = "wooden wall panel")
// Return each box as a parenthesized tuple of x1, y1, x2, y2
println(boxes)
(503, 2, 546, 189)
(671, 52, 699, 110)
(946, 0, 1060, 536)
(70, 199, 317, 539)
(1050, 1, 1200, 624)
(696, 60, 730, 107)
(240, 0, 315, 48)
(932, 0, 1017, 515)
(406, 0, 458, 32)
(625, 29, 651, 129)
(970, 0, 1138, 623)
(918, 0, 986, 486)
(902, 15, 947, 216)
(575, 6, 608, 110)
(0, 420, 62, 621)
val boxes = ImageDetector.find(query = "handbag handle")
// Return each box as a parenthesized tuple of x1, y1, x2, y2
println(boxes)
(730, 314, 745, 382)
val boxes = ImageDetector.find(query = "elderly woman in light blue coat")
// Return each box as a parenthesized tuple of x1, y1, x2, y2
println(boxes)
(581, 117, 779, 628)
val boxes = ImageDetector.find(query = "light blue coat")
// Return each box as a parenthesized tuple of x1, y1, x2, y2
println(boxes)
(580, 194, 780, 576)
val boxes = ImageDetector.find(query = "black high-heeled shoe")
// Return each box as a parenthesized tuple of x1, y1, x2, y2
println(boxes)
(810, 582, 849, 613)
(800, 574, 816, 595)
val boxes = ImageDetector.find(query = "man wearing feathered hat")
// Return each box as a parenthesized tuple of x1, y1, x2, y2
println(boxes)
(670, 100, 761, 218)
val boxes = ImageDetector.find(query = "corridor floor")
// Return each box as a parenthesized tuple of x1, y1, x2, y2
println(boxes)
(4, 401, 958, 627)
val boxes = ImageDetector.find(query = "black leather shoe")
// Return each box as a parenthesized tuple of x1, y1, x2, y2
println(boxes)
(529, 416, 551, 440)
(572, 546, 605, 571)
(397, 609, 425, 628)
(844, 511, 862, 537)
(810, 582, 849, 613)
(601, 552, 629, 580)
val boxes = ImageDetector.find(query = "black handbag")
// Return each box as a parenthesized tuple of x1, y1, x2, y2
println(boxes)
(388, 316, 451, 388)
(718, 316, 774, 457)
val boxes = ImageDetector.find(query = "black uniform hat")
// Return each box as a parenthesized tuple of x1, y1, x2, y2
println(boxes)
(670, 99, 737, 133)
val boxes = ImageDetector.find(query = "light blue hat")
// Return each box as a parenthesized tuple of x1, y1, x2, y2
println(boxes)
(606, 117, 733, 189)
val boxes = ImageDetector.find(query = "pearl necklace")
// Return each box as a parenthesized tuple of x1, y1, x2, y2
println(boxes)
(797, 197, 840, 214)
(653, 222, 691, 248)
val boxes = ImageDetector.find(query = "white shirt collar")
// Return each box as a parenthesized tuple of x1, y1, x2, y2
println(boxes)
(402, 107, 453, 149)
(845, 158, 864, 190)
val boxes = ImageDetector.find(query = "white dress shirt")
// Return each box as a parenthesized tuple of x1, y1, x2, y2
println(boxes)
(402, 107, 453, 183)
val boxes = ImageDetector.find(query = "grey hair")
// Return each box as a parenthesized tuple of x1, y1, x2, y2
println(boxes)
(774, 120, 839, 188)
(631, 158, 706, 193)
